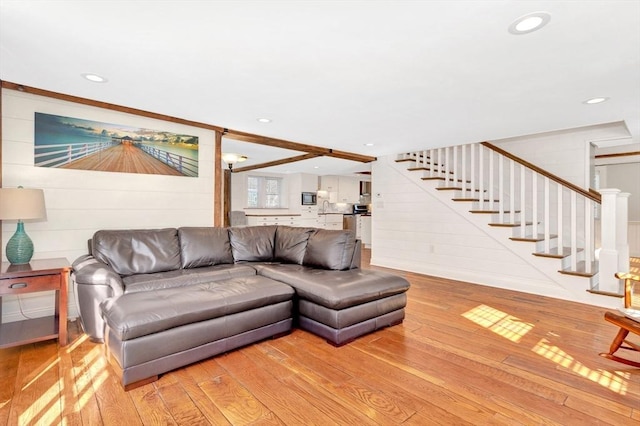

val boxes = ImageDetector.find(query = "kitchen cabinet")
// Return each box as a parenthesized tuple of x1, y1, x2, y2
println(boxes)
(320, 176, 360, 204)
(246, 215, 299, 226)
(317, 213, 343, 230)
(299, 206, 319, 228)
(360, 215, 372, 247)
(301, 174, 319, 193)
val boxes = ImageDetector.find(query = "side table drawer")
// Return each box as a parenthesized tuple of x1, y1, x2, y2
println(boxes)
(0, 274, 60, 295)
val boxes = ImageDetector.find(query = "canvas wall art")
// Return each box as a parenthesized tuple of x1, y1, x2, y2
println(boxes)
(34, 112, 199, 177)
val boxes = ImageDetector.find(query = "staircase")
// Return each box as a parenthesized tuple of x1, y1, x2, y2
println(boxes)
(394, 141, 625, 299)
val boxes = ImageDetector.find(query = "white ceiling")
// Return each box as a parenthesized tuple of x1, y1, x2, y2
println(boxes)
(1, 0, 639, 175)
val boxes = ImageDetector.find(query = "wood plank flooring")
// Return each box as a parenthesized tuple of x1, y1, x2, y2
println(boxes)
(1, 251, 638, 425)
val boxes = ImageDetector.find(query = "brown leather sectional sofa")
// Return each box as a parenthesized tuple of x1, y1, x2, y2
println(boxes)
(72, 225, 410, 389)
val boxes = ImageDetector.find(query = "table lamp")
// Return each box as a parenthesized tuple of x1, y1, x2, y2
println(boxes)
(0, 186, 47, 264)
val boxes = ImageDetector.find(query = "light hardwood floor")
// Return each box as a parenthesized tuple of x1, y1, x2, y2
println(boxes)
(1, 251, 638, 425)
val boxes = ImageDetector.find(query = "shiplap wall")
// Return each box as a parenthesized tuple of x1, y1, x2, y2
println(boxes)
(1, 89, 216, 323)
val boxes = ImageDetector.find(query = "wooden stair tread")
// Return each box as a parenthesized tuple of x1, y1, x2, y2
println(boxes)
(469, 210, 521, 214)
(436, 187, 483, 192)
(452, 198, 499, 202)
(412, 168, 454, 174)
(422, 177, 471, 183)
(559, 261, 598, 278)
(510, 234, 557, 242)
(489, 221, 533, 227)
(587, 289, 624, 298)
(533, 247, 583, 259)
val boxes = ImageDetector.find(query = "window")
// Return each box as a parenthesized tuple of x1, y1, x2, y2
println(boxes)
(247, 176, 283, 208)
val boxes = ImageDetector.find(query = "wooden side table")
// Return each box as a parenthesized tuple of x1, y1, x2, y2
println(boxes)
(0, 258, 71, 348)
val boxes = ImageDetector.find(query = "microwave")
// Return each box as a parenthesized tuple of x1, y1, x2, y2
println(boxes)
(301, 192, 317, 205)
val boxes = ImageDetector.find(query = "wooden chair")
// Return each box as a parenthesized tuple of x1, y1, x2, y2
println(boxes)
(600, 272, 640, 368)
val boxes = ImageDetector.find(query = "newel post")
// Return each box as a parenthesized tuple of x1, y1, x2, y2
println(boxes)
(616, 192, 630, 273)
(598, 188, 621, 293)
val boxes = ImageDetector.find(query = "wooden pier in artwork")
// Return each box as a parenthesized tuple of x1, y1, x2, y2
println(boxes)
(60, 142, 184, 176)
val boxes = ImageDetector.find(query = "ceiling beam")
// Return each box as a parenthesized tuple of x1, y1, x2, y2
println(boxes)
(1, 80, 377, 170)
(0, 81, 225, 133)
(231, 153, 323, 173)
(224, 129, 331, 155)
(224, 128, 376, 163)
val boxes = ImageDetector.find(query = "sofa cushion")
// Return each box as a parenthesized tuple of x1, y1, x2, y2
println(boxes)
(101, 275, 295, 341)
(123, 264, 257, 293)
(229, 226, 277, 262)
(303, 229, 356, 270)
(274, 226, 315, 265)
(253, 263, 411, 309)
(92, 228, 181, 276)
(178, 227, 234, 268)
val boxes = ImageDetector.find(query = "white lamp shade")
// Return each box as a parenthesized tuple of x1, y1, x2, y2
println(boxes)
(0, 188, 47, 221)
(222, 153, 248, 165)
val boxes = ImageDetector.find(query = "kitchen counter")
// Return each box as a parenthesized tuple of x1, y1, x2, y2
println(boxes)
(245, 213, 301, 217)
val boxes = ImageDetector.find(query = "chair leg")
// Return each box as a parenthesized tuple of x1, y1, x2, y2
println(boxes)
(609, 328, 629, 354)
(600, 327, 640, 368)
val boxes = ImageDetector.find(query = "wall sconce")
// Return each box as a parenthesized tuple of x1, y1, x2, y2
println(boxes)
(0, 186, 47, 264)
(222, 153, 248, 171)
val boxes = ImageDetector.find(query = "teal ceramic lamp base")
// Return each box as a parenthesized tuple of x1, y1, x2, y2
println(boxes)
(6, 221, 34, 264)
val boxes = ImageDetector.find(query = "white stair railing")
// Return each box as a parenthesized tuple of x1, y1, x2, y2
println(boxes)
(398, 141, 615, 285)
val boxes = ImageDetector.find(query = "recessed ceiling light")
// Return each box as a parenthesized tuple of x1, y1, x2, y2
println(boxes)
(583, 97, 609, 105)
(81, 73, 108, 83)
(257, 118, 272, 123)
(313, 166, 319, 169)
(363, 143, 375, 147)
(508, 12, 551, 35)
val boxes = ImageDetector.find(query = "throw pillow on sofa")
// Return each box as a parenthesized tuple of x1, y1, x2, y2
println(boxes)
(303, 229, 356, 270)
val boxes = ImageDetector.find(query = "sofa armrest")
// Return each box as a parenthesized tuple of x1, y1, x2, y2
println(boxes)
(71, 255, 124, 342)
(72, 255, 125, 296)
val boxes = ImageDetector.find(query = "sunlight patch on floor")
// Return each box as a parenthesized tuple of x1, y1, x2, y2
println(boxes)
(462, 304, 534, 343)
(22, 356, 59, 391)
(532, 338, 629, 394)
(18, 364, 64, 425)
(17, 334, 108, 425)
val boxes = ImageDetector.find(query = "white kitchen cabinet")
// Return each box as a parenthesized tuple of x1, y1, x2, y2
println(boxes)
(337, 177, 359, 203)
(317, 213, 343, 230)
(299, 206, 319, 228)
(301, 174, 319, 192)
(246, 215, 299, 226)
(320, 176, 339, 192)
(360, 215, 372, 247)
(320, 176, 360, 204)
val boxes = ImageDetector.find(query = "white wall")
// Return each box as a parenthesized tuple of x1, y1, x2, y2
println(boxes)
(1, 89, 216, 323)
(597, 161, 640, 221)
(493, 121, 630, 188)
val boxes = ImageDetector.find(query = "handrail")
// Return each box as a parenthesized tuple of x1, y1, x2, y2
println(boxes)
(481, 141, 601, 204)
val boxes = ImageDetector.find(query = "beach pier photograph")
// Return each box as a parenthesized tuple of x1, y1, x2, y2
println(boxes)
(34, 112, 199, 177)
